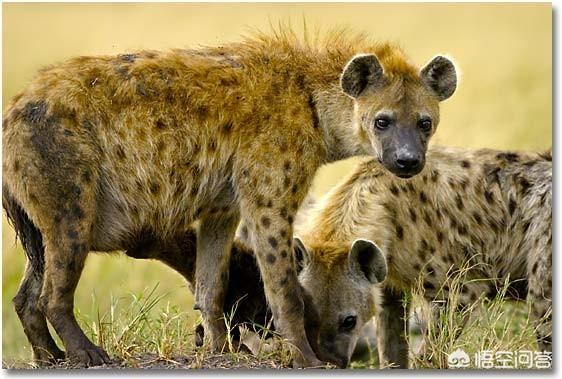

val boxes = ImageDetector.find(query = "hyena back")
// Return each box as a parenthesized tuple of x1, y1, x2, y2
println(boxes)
(2, 31, 456, 366)
(301, 146, 552, 368)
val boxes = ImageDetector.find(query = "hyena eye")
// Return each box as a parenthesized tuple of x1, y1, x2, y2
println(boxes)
(374, 117, 391, 131)
(418, 119, 433, 132)
(340, 315, 357, 332)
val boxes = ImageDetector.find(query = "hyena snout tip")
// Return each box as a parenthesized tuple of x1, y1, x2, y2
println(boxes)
(390, 151, 425, 178)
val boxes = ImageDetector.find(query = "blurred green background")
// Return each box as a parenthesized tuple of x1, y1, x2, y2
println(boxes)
(2, 3, 551, 362)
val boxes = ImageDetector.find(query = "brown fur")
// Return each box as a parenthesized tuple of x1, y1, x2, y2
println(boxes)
(3, 29, 454, 367)
(300, 146, 552, 368)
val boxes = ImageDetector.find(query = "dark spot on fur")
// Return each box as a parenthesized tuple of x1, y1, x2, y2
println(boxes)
(280, 250, 288, 258)
(70, 205, 84, 220)
(389, 184, 399, 196)
(222, 121, 233, 134)
(283, 161, 291, 171)
(268, 236, 278, 249)
(496, 152, 520, 163)
(280, 229, 288, 238)
(155, 120, 166, 130)
(261, 216, 271, 229)
(279, 207, 288, 219)
(436, 231, 444, 244)
(150, 181, 160, 195)
(461, 160, 471, 169)
(409, 208, 417, 223)
(419, 191, 428, 203)
(288, 215, 294, 224)
(484, 191, 494, 204)
(473, 212, 482, 224)
(283, 176, 291, 189)
(423, 211, 432, 225)
(518, 177, 532, 196)
(308, 96, 320, 129)
(266, 254, 277, 264)
(430, 170, 440, 183)
(413, 263, 421, 271)
(395, 224, 404, 240)
(423, 281, 435, 290)
(455, 195, 464, 211)
(266, 200, 273, 208)
(509, 198, 517, 216)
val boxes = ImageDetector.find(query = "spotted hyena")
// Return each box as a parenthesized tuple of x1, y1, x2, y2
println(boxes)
(125, 227, 387, 369)
(2, 30, 457, 366)
(300, 146, 552, 368)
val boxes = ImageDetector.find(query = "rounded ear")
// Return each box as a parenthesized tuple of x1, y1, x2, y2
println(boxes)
(348, 239, 387, 284)
(293, 237, 310, 273)
(341, 54, 384, 98)
(420, 55, 457, 101)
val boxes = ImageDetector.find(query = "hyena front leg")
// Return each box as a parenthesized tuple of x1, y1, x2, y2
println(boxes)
(13, 262, 65, 365)
(236, 189, 321, 368)
(376, 286, 410, 368)
(195, 211, 240, 351)
(527, 238, 552, 352)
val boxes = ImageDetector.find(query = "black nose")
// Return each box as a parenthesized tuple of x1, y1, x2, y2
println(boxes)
(395, 153, 421, 171)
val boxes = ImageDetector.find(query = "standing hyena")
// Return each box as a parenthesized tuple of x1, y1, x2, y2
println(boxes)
(300, 146, 552, 368)
(2, 31, 457, 366)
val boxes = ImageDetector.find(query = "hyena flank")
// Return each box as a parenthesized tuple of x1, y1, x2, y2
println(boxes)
(299, 146, 552, 368)
(2, 31, 457, 366)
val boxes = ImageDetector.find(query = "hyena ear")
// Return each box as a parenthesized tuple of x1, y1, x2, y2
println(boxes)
(341, 54, 384, 98)
(348, 239, 387, 284)
(420, 55, 457, 101)
(293, 237, 310, 273)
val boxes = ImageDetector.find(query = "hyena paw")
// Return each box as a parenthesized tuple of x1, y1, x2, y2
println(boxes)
(67, 340, 111, 367)
(33, 347, 65, 367)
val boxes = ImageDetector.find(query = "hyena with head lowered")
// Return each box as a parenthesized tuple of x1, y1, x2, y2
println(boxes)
(2, 30, 457, 366)
(300, 146, 552, 368)
(125, 226, 388, 369)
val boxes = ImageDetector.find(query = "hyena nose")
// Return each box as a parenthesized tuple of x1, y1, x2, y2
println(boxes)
(395, 153, 421, 171)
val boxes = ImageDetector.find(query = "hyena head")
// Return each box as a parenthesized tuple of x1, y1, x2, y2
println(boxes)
(295, 238, 387, 368)
(341, 52, 457, 177)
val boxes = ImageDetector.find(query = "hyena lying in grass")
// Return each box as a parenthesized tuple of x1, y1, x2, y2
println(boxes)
(2, 30, 457, 366)
(301, 146, 552, 368)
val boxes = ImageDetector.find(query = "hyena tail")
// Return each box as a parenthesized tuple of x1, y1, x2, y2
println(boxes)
(3, 186, 45, 274)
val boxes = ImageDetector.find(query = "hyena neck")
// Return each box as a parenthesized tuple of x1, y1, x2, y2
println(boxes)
(313, 85, 363, 163)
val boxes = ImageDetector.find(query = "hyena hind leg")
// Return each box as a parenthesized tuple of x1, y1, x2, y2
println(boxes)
(13, 262, 64, 365)
(195, 211, 240, 352)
